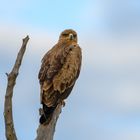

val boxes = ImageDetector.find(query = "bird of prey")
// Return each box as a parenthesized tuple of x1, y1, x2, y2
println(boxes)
(38, 29, 82, 124)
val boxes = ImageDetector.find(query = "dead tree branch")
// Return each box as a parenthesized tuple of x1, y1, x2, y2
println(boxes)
(4, 35, 61, 140)
(35, 104, 62, 140)
(4, 36, 29, 140)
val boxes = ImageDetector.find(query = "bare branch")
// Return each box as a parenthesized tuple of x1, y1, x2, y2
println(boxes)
(4, 36, 29, 140)
(35, 104, 62, 140)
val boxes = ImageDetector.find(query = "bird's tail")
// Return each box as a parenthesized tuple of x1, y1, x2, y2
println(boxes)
(39, 103, 56, 124)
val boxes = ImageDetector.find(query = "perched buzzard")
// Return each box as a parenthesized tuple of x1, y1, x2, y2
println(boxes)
(38, 29, 82, 124)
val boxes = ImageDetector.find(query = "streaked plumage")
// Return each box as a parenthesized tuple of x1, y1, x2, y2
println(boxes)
(38, 29, 82, 124)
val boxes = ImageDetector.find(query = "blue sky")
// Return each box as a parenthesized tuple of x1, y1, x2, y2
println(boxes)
(0, 0, 140, 140)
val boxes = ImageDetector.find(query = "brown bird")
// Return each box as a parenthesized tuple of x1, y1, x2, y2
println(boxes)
(38, 29, 82, 124)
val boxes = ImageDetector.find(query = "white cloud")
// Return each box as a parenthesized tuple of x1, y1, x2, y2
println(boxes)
(116, 130, 140, 140)
(114, 82, 140, 111)
(82, 38, 140, 68)
(0, 23, 58, 57)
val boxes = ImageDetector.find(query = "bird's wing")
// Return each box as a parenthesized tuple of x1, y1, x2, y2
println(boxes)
(53, 45, 82, 93)
(38, 43, 82, 106)
(38, 43, 69, 83)
(38, 43, 73, 105)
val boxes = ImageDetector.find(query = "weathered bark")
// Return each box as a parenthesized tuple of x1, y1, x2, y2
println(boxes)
(35, 104, 62, 140)
(4, 36, 29, 140)
(4, 35, 62, 140)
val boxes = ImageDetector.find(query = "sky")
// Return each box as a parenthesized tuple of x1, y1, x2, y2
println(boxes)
(0, 0, 140, 140)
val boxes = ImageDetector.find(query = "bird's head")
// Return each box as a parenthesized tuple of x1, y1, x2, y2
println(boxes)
(59, 29, 78, 43)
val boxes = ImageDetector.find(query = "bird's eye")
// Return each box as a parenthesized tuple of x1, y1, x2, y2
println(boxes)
(62, 33, 68, 37)
(73, 34, 77, 38)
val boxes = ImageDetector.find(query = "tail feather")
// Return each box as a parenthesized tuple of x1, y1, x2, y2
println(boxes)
(39, 104, 56, 124)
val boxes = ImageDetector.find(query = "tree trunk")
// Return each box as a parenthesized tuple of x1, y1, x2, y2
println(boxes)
(35, 104, 62, 140)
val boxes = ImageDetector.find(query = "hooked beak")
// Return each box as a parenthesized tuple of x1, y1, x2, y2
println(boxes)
(69, 33, 74, 40)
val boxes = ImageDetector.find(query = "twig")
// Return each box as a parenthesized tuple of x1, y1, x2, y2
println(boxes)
(35, 104, 62, 140)
(4, 36, 29, 140)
